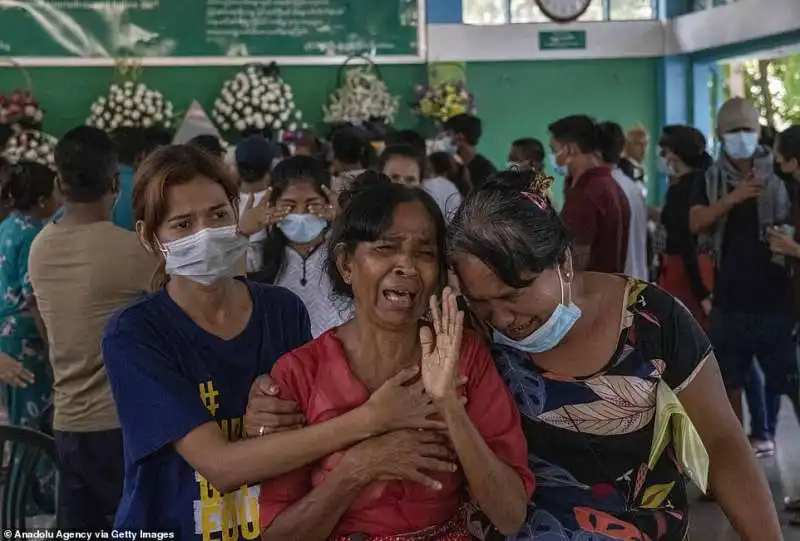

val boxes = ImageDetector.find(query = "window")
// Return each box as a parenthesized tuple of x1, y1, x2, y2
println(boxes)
(509, 0, 548, 23)
(610, 0, 655, 20)
(463, 0, 656, 23)
(693, 0, 744, 11)
(463, 0, 508, 25)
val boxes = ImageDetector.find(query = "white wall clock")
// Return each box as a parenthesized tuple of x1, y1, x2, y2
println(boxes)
(535, 0, 593, 22)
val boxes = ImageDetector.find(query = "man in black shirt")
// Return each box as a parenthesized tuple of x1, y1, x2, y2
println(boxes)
(442, 114, 496, 189)
(689, 98, 795, 455)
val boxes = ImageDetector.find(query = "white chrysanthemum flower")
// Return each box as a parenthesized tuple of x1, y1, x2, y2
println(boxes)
(324, 67, 399, 124)
(87, 81, 174, 130)
(2, 130, 58, 168)
(212, 64, 305, 134)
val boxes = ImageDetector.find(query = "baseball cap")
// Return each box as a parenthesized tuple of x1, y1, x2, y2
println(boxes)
(717, 97, 760, 134)
(235, 135, 275, 175)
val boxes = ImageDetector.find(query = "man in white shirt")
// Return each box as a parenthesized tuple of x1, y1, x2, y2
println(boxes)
(599, 122, 649, 280)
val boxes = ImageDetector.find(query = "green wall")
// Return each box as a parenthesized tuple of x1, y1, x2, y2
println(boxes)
(0, 57, 658, 204)
(467, 58, 658, 203)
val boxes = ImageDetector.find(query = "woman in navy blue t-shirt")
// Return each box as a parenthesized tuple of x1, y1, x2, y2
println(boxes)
(102, 145, 453, 538)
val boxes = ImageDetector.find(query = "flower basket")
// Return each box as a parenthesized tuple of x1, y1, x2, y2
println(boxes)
(323, 55, 400, 126)
(412, 80, 475, 124)
(87, 80, 175, 131)
(2, 129, 58, 169)
(211, 63, 306, 137)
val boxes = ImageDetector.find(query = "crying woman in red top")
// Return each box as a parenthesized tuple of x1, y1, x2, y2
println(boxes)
(258, 173, 534, 541)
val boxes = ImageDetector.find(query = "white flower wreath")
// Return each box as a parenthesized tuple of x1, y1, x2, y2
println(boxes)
(2, 129, 58, 168)
(87, 81, 175, 131)
(324, 67, 399, 125)
(211, 64, 306, 134)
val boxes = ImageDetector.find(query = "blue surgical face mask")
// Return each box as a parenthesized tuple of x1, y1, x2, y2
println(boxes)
(278, 213, 328, 244)
(722, 132, 759, 160)
(549, 152, 569, 177)
(492, 267, 582, 354)
(434, 135, 456, 156)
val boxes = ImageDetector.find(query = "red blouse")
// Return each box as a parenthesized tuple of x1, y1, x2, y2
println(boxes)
(259, 329, 535, 537)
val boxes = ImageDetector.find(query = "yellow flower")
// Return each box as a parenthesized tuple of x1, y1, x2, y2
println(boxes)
(451, 104, 466, 115)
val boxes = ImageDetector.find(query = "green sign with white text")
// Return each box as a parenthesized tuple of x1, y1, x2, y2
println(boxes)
(539, 30, 587, 50)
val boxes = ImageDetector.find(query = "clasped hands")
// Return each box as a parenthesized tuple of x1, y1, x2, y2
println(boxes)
(244, 288, 465, 490)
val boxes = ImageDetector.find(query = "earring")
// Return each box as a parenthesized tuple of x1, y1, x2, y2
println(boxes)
(344, 275, 351, 285)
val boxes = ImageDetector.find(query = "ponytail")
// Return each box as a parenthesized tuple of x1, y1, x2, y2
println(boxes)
(150, 260, 169, 291)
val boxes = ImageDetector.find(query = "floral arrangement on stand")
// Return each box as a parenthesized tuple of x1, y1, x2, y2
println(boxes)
(87, 80, 175, 131)
(0, 89, 44, 132)
(412, 81, 475, 124)
(323, 61, 399, 126)
(2, 129, 58, 168)
(0, 59, 44, 148)
(211, 63, 306, 136)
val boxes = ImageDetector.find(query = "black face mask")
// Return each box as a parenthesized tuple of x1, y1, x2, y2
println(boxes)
(774, 161, 795, 183)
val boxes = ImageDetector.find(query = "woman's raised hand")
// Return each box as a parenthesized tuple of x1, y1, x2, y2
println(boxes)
(365, 366, 467, 433)
(238, 188, 289, 237)
(310, 185, 340, 222)
(420, 287, 464, 401)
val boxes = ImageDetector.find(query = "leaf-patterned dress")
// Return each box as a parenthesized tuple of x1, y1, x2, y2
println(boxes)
(472, 278, 711, 541)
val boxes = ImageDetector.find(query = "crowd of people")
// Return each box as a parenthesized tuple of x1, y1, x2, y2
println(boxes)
(0, 96, 797, 539)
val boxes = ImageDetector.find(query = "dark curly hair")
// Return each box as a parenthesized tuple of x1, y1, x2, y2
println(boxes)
(325, 171, 448, 300)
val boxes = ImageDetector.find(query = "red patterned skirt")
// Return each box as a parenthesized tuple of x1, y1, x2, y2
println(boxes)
(329, 511, 471, 541)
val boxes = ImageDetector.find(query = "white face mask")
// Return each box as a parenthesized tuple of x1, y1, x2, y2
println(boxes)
(159, 225, 249, 286)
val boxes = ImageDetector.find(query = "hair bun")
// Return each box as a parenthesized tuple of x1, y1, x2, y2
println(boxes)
(338, 170, 391, 208)
(529, 171, 555, 199)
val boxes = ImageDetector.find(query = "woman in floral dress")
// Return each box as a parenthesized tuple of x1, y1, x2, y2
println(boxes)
(0, 160, 59, 428)
(448, 170, 780, 540)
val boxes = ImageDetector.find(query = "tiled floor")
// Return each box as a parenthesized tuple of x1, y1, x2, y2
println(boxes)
(688, 397, 800, 540)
